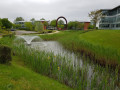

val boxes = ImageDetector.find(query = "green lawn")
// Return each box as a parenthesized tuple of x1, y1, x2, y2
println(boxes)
(79, 30, 120, 51)
(0, 56, 72, 90)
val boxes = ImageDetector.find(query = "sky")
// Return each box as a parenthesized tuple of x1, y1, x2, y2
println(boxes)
(0, 0, 119, 22)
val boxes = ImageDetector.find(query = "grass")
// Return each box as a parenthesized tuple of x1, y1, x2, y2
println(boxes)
(79, 30, 120, 51)
(0, 33, 120, 89)
(12, 39, 119, 89)
(0, 56, 72, 90)
(40, 30, 120, 67)
(0, 30, 12, 35)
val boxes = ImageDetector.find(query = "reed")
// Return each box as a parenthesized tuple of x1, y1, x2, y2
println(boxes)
(12, 42, 119, 89)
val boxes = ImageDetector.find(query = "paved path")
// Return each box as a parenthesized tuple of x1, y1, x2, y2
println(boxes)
(13, 30, 37, 35)
(14, 30, 60, 35)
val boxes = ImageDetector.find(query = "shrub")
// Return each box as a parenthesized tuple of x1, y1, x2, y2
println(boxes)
(0, 45, 12, 64)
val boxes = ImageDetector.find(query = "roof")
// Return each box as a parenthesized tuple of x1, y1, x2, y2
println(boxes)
(100, 5, 120, 11)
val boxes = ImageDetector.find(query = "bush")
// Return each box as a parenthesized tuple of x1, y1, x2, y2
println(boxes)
(0, 45, 12, 64)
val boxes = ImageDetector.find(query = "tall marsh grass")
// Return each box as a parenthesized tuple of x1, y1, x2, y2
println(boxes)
(12, 41, 119, 89)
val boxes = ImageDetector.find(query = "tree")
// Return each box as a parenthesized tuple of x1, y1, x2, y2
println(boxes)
(50, 20, 56, 27)
(76, 22, 84, 30)
(13, 24, 21, 29)
(58, 20, 64, 25)
(35, 22, 44, 32)
(44, 21, 49, 27)
(88, 24, 94, 29)
(1, 18, 12, 29)
(15, 17, 24, 21)
(68, 21, 78, 30)
(57, 20, 65, 29)
(0, 18, 2, 30)
(30, 18, 35, 22)
(89, 10, 102, 29)
(25, 22, 34, 31)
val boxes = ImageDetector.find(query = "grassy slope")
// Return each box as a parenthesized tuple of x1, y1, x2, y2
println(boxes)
(79, 30, 120, 51)
(0, 56, 72, 90)
(40, 30, 120, 65)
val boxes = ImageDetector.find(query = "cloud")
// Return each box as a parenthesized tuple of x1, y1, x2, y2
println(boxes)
(0, 0, 119, 22)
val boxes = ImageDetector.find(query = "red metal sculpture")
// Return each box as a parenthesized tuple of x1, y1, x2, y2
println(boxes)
(56, 16, 67, 30)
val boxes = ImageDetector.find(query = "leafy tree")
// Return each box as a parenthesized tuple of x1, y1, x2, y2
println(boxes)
(0, 18, 2, 30)
(13, 24, 21, 29)
(68, 21, 84, 30)
(68, 21, 77, 30)
(44, 21, 49, 28)
(89, 10, 102, 29)
(30, 18, 35, 22)
(15, 17, 24, 21)
(76, 22, 84, 30)
(35, 22, 44, 32)
(68, 21, 73, 29)
(88, 24, 94, 29)
(1, 18, 12, 29)
(50, 20, 56, 27)
(25, 22, 34, 31)
(57, 20, 65, 29)
(58, 20, 64, 25)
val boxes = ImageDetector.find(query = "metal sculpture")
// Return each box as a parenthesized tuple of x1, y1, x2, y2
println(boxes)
(56, 16, 67, 30)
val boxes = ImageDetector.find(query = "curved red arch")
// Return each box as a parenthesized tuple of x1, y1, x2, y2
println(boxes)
(56, 16, 67, 30)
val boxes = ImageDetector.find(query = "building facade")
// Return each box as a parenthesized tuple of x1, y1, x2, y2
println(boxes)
(99, 5, 120, 29)
(14, 20, 49, 30)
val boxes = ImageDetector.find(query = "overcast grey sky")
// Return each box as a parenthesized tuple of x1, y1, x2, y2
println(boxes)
(0, 0, 119, 22)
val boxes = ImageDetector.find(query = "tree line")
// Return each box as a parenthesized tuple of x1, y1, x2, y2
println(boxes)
(0, 9, 101, 31)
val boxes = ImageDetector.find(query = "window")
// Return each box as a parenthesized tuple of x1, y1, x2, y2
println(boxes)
(116, 24, 120, 27)
(118, 8, 120, 13)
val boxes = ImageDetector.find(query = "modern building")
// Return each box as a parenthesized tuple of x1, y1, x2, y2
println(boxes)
(14, 20, 49, 30)
(99, 5, 120, 29)
(14, 21, 26, 29)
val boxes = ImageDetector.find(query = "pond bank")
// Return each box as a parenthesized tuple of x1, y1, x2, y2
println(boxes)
(40, 30, 120, 70)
